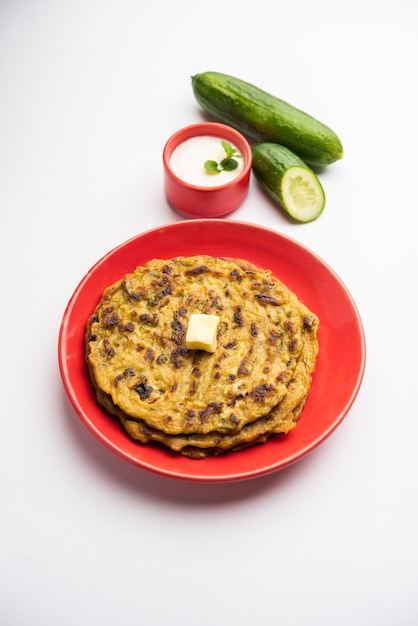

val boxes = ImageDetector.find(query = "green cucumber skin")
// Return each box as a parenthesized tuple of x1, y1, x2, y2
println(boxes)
(251, 142, 324, 219)
(192, 72, 343, 167)
(252, 142, 301, 205)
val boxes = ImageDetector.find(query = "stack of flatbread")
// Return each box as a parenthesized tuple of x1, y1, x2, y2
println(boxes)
(85, 255, 319, 458)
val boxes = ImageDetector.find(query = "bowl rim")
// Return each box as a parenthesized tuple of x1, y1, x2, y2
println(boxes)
(162, 121, 252, 191)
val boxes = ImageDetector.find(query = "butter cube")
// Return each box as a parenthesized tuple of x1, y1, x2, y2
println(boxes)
(186, 314, 220, 353)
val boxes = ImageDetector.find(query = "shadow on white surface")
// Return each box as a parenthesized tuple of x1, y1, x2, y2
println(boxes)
(59, 385, 322, 507)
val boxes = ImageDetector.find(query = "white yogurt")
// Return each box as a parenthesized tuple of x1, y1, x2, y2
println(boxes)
(169, 135, 245, 187)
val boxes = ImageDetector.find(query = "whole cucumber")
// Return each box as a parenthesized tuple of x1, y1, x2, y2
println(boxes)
(192, 72, 343, 167)
(252, 142, 325, 222)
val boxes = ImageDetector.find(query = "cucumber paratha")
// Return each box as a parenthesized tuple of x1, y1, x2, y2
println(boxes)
(85, 255, 319, 458)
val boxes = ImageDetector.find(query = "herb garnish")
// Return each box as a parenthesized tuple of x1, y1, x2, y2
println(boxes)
(204, 141, 243, 174)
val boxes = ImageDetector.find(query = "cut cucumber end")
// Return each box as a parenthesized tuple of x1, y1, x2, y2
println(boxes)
(281, 166, 325, 222)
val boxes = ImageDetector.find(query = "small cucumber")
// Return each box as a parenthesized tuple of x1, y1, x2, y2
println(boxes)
(192, 72, 343, 167)
(252, 143, 325, 223)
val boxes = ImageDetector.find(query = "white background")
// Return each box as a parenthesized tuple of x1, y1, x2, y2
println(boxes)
(1, 1, 418, 624)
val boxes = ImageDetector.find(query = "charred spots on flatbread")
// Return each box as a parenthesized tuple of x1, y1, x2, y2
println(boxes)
(102, 338, 115, 357)
(148, 282, 173, 307)
(171, 312, 186, 345)
(284, 319, 296, 334)
(207, 293, 224, 313)
(230, 414, 240, 426)
(198, 402, 224, 422)
(230, 268, 243, 281)
(267, 329, 281, 344)
(237, 346, 255, 376)
(255, 293, 283, 306)
(139, 312, 159, 326)
(250, 383, 276, 404)
(85, 255, 319, 456)
(233, 305, 244, 327)
(133, 380, 154, 400)
(114, 367, 135, 387)
(103, 307, 120, 327)
(118, 321, 135, 333)
(144, 347, 155, 363)
(303, 314, 316, 329)
(185, 264, 211, 277)
(171, 346, 187, 368)
(122, 278, 146, 301)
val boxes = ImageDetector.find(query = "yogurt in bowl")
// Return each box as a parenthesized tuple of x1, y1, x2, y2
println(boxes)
(163, 122, 252, 217)
(169, 135, 245, 188)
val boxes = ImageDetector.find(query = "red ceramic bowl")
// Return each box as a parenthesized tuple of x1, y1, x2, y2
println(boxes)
(163, 122, 252, 217)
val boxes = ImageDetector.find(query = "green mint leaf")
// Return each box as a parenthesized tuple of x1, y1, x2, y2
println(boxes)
(204, 159, 221, 174)
(221, 141, 235, 158)
(204, 142, 243, 175)
(221, 158, 239, 172)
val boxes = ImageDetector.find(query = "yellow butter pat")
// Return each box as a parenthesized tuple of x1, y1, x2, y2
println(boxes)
(186, 314, 220, 353)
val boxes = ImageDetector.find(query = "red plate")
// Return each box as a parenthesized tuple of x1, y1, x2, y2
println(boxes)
(58, 220, 366, 482)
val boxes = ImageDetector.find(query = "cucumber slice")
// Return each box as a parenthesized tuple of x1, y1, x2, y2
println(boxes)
(281, 166, 325, 222)
(252, 143, 325, 223)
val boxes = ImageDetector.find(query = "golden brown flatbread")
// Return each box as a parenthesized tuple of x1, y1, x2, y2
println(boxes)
(85, 255, 319, 458)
